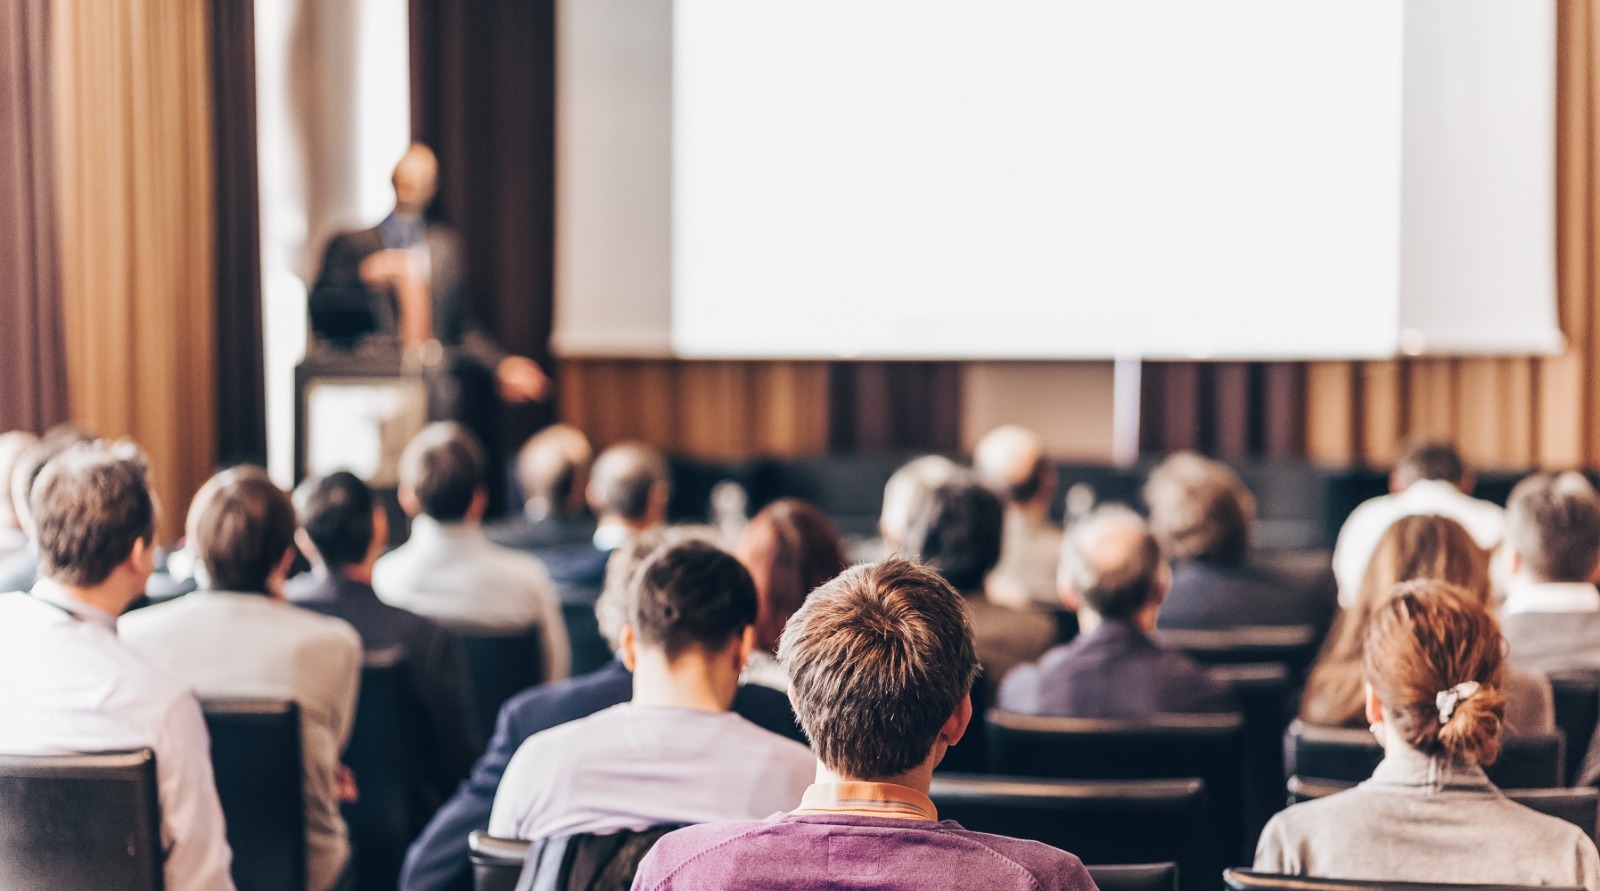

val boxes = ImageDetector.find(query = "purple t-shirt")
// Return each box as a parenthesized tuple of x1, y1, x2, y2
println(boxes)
(633, 812, 1097, 890)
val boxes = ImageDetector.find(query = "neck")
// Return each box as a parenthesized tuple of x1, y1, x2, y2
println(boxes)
(1011, 499, 1049, 524)
(815, 760, 935, 798)
(339, 563, 375, 585)
(52, 579, 135, 618)
(630, 647, 738, 712)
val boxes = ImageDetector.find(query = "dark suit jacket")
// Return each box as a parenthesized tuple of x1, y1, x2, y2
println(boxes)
(997, 619, 1238, 719)
(1156, 553, 1337, 640)
(397, 660, 807, 891)
(288, 572, 481, 807)
(485, 512, 598, 555)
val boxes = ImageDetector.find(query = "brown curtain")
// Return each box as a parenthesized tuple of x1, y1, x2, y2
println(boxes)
(1140, 363, 1306, 460)
(52, 0, 218, 542)
(0, 0, 69, 433)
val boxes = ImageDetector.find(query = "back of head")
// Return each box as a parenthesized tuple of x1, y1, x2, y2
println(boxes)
(0, 431, 41, 528)
(779, 557, 979, 779)
(902, 475, 1004, 592)
(588, 442, 670, 524)
(399, 422, 485, 522)
(1364, 579, 1506, 765)
(293, 471, 374, 570)
(596, 525, 718, 649)
(973, 425, 1052, 506)
(1143, 451, 1254, 561)
(1394, 440, 1468, 490)
(630, 539, 757, 658)
(31, 441, 155, 586)
(515, 424, 593, 516)
(879, 454, 961, 548)
(11, 426, 96, 538)
(1060, 505, 1164, 620)
(188, 466, 296, 593)
(1505, 470, 1600, 583)
(736, 498, 848, 653)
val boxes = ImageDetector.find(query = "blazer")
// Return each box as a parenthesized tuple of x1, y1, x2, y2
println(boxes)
(485, 512, 598, 555)
(1156, 553, 1337, 640)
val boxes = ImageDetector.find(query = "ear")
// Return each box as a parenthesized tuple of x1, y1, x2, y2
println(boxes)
(468, 488, 489, 522)
(267, 548, 296, 600)
(398, 485, 421, 517)
(1152, 561, 1172, 605)
(940, 694, 974, 747)
(1388, 470, 1404, 495)
(648, 482, 671, 523)
(618, 624, 639, 672)
(1058, 580, 1082, 611)
(369, 507, 390, 559)
(125, 536, 156, 580)
(293, 529, 321, 566)
(737, 625, 756, 670)
(1364, 682, 1385, 727)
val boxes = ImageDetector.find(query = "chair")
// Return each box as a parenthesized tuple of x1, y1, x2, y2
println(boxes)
(0, 749, 164, 891)
(470, 832, 528, 891)
(1286, 776, 1600, 846)
(342, 651, 422, 891)
(462, 630, 547, 743)
(1211, 663, 1293, 845)
(1223, 868, 1583, 891)
(1284, 721, 1565, 790)
(1549, 669, 1600, 785)
(469, 827, 684, 891)
(560, 600, 612, 678)
(932, 774, 1208, 891)
(1088, 864, 1181, 891)
(1155, 625, 1319, 675)
(203, 699, 306, 891)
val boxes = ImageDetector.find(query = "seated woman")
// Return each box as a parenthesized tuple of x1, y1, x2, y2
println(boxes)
(1257, 579, 1600, 886)
(1301, 514, 1553, 734)
(734, 499, 848, 692)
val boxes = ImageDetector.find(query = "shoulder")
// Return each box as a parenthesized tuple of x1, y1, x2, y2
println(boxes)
(482, 542, 555, 585)
(951, 829, 1094, 890)
(635, 821, 776, 885)
(283, 604, 364, 651)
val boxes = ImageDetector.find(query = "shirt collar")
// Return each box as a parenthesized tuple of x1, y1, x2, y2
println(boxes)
(29, 578, 120, 633)
(1396, 478, 1471, 505)
(410, 515, 486, 545)
(1502, 581, 1600, 616)
(794, 782, 938, 822)
(1368, 742, 1495, 794)
(592, 521, 631, 553)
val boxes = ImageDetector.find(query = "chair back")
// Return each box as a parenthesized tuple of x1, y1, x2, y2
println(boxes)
(343, 649, 423, 891)
(1087, 863, 1180, 891)
(469, 831, 528, 891)
(1156, 625, 1318, 674)
(1550, 669, 1600, 785)
(0, 749, 164, 891)
(560, 599, 612, 678)
(463, 630, 546, 743)
(203, 699, 306, 891)
(1223, 868, 1583, 891)
(1285, 721, 1565, 789)
(1211, 663, 1293, 847)
(469, 827, 683, 891)
(1286, 776, 1600, 847)
(931, 774, 1208, 891)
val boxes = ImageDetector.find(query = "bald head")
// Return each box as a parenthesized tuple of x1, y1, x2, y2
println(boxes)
(392, 142, 439, 215)
(1060, 506, 1166, 621)
(879, 454, 961, 549)
(515, 424, 593, 519)
(588, 442, 671, 527)
(974, 425, 1053, 507)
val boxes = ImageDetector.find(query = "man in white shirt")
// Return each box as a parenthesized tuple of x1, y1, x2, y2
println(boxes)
(121, 466, 362, 891)
(0, 442, 235, 891)
(1498, 471, 1600, 674)
(489, 539, 814, 842)
(1332, 441, 1504, 606)
(374, 422, 569, 680)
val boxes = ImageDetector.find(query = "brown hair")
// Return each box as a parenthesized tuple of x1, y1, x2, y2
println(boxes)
(629, 539, 757, 658)
(188, 466, 296, 593)
(1505, 470, 1600, 583)
(736, 499, 848, 653)
(778, 557, 979, 779)
(1394, 440, 1469, 489)
(399, 422, 486, 522)
(1143, 452, 1254, 561)
(1301, 514, 1488, 726)
(1365, 579, 1506, 765)
(32, 442, 155, 586)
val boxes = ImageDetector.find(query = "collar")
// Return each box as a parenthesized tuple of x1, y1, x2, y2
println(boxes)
(1083, 616, 1157, 648)
(409, 515, 486, 545)
(592, 521, 631, 553)
(1501, 581, 1600, 616)
(1395, 479, 1471, 504)
(793, 782, 938, 822)
(30, 578, 120, 633)
(1367, 742, 1495, 794)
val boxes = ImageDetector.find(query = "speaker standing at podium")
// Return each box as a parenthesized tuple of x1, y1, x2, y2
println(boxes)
(307, 142, 549, 421)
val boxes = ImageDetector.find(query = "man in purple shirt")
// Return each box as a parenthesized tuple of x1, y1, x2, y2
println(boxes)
(634, 557, 1096, 891)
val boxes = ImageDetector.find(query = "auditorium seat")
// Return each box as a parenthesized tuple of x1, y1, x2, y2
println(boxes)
(1223, 869, 1582, 891)
(930, 774, 1207, 891)
(1155, 625, 1319, 676)
(0, 749, 164, 891)
(1087, 863, 1180, 891)
(1211, 663, 1293, 845)
(560, 598, 612, 677)
(462, 629, 547, 743)
(1284, 721, 1565, 790)
(203, 698, 307, 891)
(468, 826, 684, 891)
(342, 650, 422, 891)
(1549, 669, 1600, 785)
(1286, 776, 1600, 846)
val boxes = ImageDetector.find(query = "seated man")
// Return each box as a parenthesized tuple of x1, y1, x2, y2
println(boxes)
(1499, 471, 1600, 673)
(999, 506, 1237, 718)
(374, 422, 569, 681)
(974, 425, 1063, 609)
(487, 539, 813, 842)
(121, 467, 363, 891)
(487, 424, 597, 552)
(0, 442, 235, 891)
(291, 471, 480, 807)
(635, 557, 1096, 890)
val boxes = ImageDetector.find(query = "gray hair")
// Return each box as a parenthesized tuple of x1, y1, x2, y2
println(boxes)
(1060, 505, 1164, 620)
(1506, 471, 1600, 583)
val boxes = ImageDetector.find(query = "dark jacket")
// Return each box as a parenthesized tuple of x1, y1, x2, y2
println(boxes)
(485, 512, 598, 555)
(397, 660, 807, 891)
(1156, 553, 1337, 639)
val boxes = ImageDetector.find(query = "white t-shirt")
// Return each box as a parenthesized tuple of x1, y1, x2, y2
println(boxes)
(1332, 480, 1505, 607)
(489, 702, 815, 841)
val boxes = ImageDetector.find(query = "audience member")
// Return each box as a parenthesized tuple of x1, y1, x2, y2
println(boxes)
(904, 475, 1054, 684)
(1499, 471, 1600, 673)
(373, 422, 569, 680)
(121, 467, 362, 891)
(878, 454, 961, 556)
(0, 430, 39, 563)
(0, 425, 94, 592)
(487, 423, 596, 552)
(533, 440, 672, 597)
(635, 558, 1096, 891)
(291, 471, 481, 808)
(1000, 506, 1236, 717)
(0, 442, 235, 891)
(488, 539, 813, 841)
(1302, 514, 1553, 733)
(734, 498, 848, 692)
(1145, 452, 1336, 636)
(974, 425, 1063, 609)
(1332, 440, 1503, 606)
(1256, 580, 1600, 886)
(398, 528, 804, 891)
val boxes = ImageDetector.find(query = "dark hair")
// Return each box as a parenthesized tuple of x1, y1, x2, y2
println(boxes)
(1505, 471, 1600, 583)
(1395, 441, 1467, 489)
(903, 476, 1003, 592)
(188, 466, 296, 593)
(736, 499, 848, 653)
(293, 471, 374, 569)
(1143, 452, 1253, 561)
(32, 442, 155, 586)
(1060, 505, 1163, 620)
(629, 539, 757, 658)
(779, 557, 979, 779)
(399, 422, 485, 522)
(1005, 455, 1051, 505)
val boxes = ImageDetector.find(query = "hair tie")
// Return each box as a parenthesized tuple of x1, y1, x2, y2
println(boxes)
(1436, 681, 1481, 725)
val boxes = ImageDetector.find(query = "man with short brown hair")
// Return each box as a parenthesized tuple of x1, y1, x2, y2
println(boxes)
(634, 557, 1095, 891)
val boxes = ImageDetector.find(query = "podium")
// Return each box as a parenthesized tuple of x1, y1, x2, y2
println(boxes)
(293, 347, 429, 486)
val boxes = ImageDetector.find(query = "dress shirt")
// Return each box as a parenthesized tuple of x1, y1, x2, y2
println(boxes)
(1256, 744, 1600, 887)
(120, 590, 363, 891)
(793, 781, 939, 821)
(987, 511, 1064, 608)
(1332, 480, 1505, 606)
(0, 583, 235, 891)
(1503, 580, 1600, 617)
(374, 516, 570, 681)
(487, 702, 814, 842)
(1501, 582, 1600, 678)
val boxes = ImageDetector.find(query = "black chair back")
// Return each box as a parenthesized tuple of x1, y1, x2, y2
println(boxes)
(203, 699, 306, 891)
(560, 599, 612, 678)
(470, 832, 528, 891)
(469, 827, 683, 891)
(1088, 863, 1180, 891)
(1287, 776, 1600, 847)
(463, 630, 546, 743)
(1223, 868, 1583, 891)
(1156, 625, 1318, 675)
(1550, 669, 1600, 785)
(932, 774, 1208, 891)
(1285, 721, 1565, 790)
(1211, 663, 1293, 847)
(343, 650, 423, 891)
(0, 749, 164, 891)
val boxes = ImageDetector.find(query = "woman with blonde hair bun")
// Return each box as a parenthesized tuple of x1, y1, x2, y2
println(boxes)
(1257, 580, 1600, 886)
